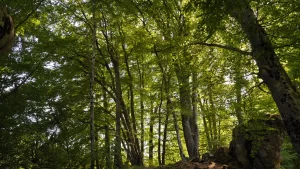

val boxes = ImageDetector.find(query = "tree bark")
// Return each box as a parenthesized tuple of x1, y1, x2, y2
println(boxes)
(231, 0, 300, 156)
(155, 44, 177, 164)
(162, 98, 170, 165)
(123, 47, 143, 166)
(137, 57, 145, 163)
(103, 91, 112, 169)
(149, 101, 156, 166)
(118, 28, 143, 166)
(149, 101, 157, 166)
(89, 2, 96, 168)
(172, 111, 186, 161)
(234, 57, 244, 124)
(112, 57, 123, 169)
(191, 70, 199, 155)
(105, 125, 112, 169)
(199, 99, 212, 150)
(175, 63, 200, 160)
(157, 88, 163, 165)
(208, 87, 218, 150)
(100, 21, 143, 166)
(95, 133, 100, 169)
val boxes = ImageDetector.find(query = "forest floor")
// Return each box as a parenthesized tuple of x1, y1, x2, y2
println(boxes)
(141, 161, 227, 169)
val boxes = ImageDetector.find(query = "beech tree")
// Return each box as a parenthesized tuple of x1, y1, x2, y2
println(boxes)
(189, 0, 300, 156)
(2, 0, 300, 168)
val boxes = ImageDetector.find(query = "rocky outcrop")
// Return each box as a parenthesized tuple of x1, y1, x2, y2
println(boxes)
(214, 147, 231, 164)
(228, 114, 285, 169)
(144, 115, 285, 169)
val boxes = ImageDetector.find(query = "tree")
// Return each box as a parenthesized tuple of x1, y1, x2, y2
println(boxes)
(190, 0, 300, 156)
(3, 0, 300, 168)
(0, 6, 14, 55)
(89, 0, 97, 168)
(229, 0, 300, 157)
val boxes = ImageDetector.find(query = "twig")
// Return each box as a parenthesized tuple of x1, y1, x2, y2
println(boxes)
(15, 0, 45, 30)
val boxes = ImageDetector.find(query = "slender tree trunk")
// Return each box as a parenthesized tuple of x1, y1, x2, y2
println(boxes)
(100, 11, 123, 169)
(104, 125, 112, 169)
(112, 57, 123, 169)
(208, 87, 218, 149)
(138, 59, 145, 163)
(231, 0, 300, 156)
(158, 87, 163, 165)
(206, 101, 213, 148)
(205, 99, 214, 150)
(103, 91, 112, 169)
(235, 80, 243, 124)
(191, 70, 199, 156)
(155, 46, 176, 164)
(234, 58, 244, 124)
(162, 98, 171, 165)
(95, 133, 100, 169)
(66, 143, 72, 169)
(199, 99, 212, 150)
(89, 2, 96, 167)
(122, 40, 143, 166)
(119, 97, 136, 164)
(172, 111, 186, 161)
(149, 101, 156, 166)
(218, 120, 221, 143)
(89, 59, 96, 169)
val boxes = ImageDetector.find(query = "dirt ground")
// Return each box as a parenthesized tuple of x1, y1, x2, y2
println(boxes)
(141, 161, 228, 169)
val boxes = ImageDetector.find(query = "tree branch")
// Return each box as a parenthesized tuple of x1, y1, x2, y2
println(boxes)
(248, 81, 271, 94)
(0, 50, 53, 99)
(15, 0, 45, 30)
(188, 41, 252, 56)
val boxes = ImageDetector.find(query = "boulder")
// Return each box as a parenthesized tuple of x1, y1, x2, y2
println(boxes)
(202, 152, 214, 162)
(228, 114, 285, 169)
(214, 147, 231, 164)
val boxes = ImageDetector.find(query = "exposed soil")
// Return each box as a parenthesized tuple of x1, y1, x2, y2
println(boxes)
(142, 161, 227, 169)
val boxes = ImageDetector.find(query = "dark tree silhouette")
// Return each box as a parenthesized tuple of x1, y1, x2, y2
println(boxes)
(0, 7, 14, 55)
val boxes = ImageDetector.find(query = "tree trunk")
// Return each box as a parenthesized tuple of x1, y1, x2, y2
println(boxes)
(149, 101, 157, 166)
(105, 125, 112, 169)
(175, 65, 199, 160)
(234, 58, 244, 124)
(112, 57, 123, 169)
(89, 2, 96, 167)
(208, 87, 218, 150)
(231, 1, 300, 156)
(103, 91, 112, 169)
(120, 35, 143, 166)
(206, 100, 213, 149)
(124, 50, 143, 166)
(199, 99, 212, 150)
(89, 61, 96, 169)
(172, 111, 186, 161)
(162, 98, 171, 165)
(157, 89, 163, 165)
(99, 9, 123, 169)
(139, 63, 145, 163)
(95, 133, 100, 169)
(191, 70, 199, 155)
(155, 46, 176, 164)
(101, 25, 143, 167)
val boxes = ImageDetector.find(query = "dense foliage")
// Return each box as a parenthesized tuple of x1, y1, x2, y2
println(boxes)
(1, 0, 300, 168)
